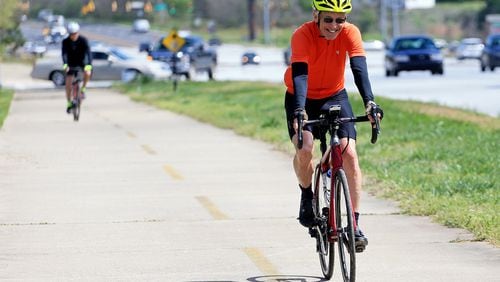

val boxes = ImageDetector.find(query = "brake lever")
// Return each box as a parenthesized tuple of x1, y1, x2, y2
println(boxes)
(370, 105, 381, 144)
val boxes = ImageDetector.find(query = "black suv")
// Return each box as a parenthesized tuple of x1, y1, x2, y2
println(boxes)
(480, 34, 500, 72)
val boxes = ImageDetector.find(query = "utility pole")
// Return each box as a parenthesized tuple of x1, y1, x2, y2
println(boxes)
(263, 0, 270, 44)
(392, 0, 401, 38)
(248, 0, 256, 41)
(380, 0, 388, 44)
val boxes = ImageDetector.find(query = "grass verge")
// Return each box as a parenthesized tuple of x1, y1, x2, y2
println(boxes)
(0, 88, 14, 128)
(116, 80, 499, 246)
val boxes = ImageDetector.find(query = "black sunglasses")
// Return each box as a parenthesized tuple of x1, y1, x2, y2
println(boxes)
(322, 17, 347, 24)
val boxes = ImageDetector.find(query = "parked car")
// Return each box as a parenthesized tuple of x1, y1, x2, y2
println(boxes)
(44, 24, 67, 44)
(208, 36, 222, 46)
(363, 39, 385, 51)
(433, 38, 448, 49)
(241, 51, 261, 65)
(384, 35, 444, 77)
(31, 46, 171, 86)
(132, 19, 150, 33)
(455, 37, 484, 60)
(37, 9, 53, 21)
(480, 34, 500, 72)
(22, 41, 47, 57)
(47, 15, 65, 27)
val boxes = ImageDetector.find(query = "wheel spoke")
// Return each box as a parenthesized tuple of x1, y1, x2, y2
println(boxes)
(335, 169, 356, 282)
(313, 164, 334, 279)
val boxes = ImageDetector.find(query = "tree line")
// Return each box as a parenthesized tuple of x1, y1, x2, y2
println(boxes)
(2, 0, 500, 55)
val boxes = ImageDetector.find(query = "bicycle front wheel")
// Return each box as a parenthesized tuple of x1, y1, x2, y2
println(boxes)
(71, 82, 81, 121)
(313, 164, 334, 279)
(335, 169, 356, 282)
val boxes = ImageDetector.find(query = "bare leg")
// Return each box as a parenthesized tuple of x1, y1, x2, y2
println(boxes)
(65, 75, 73, 102)
(82, 71, 91, 89)
(340, 138, 362, 213)
(292, 131, 315, 188)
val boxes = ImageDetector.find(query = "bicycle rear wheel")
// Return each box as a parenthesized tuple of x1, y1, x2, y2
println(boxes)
(334, 169, 356, 282)
(313, 164, 334, 279)
(72, 99, 80, 121)
(71, 83, 80, 121)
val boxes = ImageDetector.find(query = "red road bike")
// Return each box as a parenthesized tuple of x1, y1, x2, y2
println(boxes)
(297, 104, 381, 281)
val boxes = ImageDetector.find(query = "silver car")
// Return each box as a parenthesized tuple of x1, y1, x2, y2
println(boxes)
(132, 19, 150, 33)
(31, 46, 172, 86)
(456, 37, 484, 60)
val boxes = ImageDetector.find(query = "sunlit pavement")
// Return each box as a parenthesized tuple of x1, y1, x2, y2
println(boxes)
(0, 77, 498, 280)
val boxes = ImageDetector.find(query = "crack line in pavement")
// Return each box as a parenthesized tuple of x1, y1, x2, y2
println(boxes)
(163, 164, 183, 180)
(195, 196, 229, 220)
(243, 247, 280, 276)
(0, 222, 56, 226)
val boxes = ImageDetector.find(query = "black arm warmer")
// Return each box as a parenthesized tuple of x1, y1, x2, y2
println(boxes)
(350, 56, 374, 105)
(82, 37, 92, 66)
(62, 44, 68, 65)
(291, 62, 308, 110)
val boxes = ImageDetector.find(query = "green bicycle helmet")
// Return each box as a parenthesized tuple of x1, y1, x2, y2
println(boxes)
(312, 0, 352, 13)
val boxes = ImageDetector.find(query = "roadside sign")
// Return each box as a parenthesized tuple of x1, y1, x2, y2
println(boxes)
(162, 30, 185, 52)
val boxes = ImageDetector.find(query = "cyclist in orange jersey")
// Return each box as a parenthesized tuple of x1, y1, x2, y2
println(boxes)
(284, 0, 383, 252)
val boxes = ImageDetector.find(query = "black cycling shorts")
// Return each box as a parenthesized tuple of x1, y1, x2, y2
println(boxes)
(284, 89, 357, 141)
(67, 65, 84, 76)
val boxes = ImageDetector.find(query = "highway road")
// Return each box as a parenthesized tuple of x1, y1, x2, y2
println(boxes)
(19, 20, 500, 117)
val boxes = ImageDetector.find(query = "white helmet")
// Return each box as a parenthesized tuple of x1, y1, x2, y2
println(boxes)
(67, 22, 80, 34)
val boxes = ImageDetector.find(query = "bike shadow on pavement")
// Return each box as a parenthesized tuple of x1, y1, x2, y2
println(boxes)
(247, 275, 328, 281)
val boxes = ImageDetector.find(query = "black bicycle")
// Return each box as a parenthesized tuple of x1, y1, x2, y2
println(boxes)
(68, 67, 84, 121)
(297, 104, 382, 281)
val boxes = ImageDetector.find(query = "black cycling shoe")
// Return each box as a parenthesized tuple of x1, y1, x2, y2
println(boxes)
(354, 228, 368, 253)
(298, 196, 315, 228)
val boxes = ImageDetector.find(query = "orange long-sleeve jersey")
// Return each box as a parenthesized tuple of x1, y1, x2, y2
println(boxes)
(284, 21, 365, 99)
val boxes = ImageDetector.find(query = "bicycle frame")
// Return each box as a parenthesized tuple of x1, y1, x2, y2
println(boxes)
(318, 130, 357, 242)
(68, 68, 83, 121)
(301, 104, 378, 241)
(72, 78, 81, 99)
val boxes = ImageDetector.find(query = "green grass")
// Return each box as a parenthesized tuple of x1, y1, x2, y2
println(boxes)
(0, 88, 14, 128)
(118, 80, 499, 245)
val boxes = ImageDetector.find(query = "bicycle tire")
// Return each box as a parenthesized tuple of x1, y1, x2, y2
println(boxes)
(313, 164, 334, 279)
(334, 169, 356, 282)
(72, 99, 80, 121)
(72, 82, 80, 121)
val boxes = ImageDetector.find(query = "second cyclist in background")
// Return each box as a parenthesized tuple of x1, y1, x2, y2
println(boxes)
(62, 21, 92, 113)
(284, 0, 383, 252)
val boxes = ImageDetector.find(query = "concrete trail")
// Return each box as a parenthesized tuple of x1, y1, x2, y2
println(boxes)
(0, 88, 498, 281)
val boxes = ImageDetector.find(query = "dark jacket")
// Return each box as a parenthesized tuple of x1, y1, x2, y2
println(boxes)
(62, 35, 92, 67)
